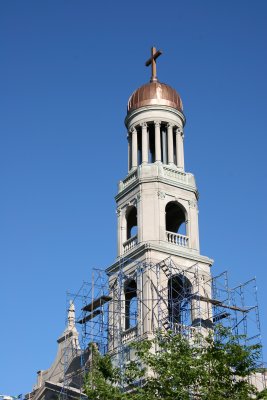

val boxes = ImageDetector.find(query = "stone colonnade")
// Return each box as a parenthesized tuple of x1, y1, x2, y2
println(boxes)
(128, 121, 184, 171)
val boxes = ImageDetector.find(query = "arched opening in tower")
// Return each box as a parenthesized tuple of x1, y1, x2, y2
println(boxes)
(168, 274, 192, 326)
(165, 201, 186, 235)
(126, 206, 137, 239)
(124, 279, 137, 330)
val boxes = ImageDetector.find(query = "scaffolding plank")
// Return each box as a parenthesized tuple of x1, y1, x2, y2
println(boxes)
(192, 294, 222, 306)
(193, 294, 249, 313)
(220, 303, 249, 312)
(82, 295, 112, 312)
(77, 309, 102, 324)
(213, 312, 230, 322)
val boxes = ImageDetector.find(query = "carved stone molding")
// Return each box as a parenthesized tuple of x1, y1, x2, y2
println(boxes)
(124, 195, 140, 210)
(189, 199, 198, 209)
(132, 198, 138, 207)
(176, 126, 184, 136)
(158, 190, 165, 199)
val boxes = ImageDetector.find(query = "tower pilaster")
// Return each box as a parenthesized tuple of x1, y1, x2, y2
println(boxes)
(176, 126, 185, 171)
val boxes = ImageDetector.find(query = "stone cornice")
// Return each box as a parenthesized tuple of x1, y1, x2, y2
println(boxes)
(125, 104, 186, 128)
(106, 242, 213, 276)
(25, 381, 85, 400)
(116, 172, 198, 202)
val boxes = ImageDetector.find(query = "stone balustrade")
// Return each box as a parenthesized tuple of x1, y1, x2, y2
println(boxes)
(118, 166, 196, 194)
(119, 170, 138, 191)
(163, 165, 187, 182)
(121, 326, 137, 344)
(172, 323, 196, 338)
(123, 235, 138, 253)
(166, 231, 189, 247)
(162, 167, 196, 187)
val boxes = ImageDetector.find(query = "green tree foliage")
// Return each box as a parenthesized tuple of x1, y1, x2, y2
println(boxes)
(257, 388, 267, 399)
(83, 327, 265, 400)
(83, 344, 123, 400)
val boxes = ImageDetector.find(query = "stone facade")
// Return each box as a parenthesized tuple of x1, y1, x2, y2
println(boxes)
(25, 303, 87, 400)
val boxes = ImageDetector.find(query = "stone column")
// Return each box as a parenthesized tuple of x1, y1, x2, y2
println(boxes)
(176, 126, 184, 171)
(162, 128, 167, 164)
(127, 133, 131, 171)
(131, 128, 138, 169)
(141, 122, 148, 164)
(154, 120, 161, 162)
(167, 123, 174, 165)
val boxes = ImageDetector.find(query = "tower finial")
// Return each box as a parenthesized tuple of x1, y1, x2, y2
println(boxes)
(67, 300, 75, 329)
(145, 46, 163, 82)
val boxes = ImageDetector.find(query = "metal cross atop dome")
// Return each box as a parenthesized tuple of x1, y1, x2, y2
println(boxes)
(145, 46, 163, 83)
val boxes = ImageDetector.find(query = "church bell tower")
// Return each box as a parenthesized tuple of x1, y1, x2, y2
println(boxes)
(107, 48, 213, 353)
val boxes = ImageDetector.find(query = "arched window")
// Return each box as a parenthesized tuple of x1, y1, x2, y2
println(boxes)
(126, 206, 137, 239)
(165, 201, 186, 236)
(124, 279, 137, 330)
(168, 274, 192, 326)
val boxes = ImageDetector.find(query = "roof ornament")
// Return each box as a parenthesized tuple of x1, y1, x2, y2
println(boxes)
(67, 300, 75, 329)
(145, 46, 163, 83)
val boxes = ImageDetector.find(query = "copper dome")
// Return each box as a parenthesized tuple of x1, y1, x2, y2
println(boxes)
(127, 81, 183, 113)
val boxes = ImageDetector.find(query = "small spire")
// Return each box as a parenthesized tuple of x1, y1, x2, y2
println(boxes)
(145, 46, 163, 82)
(67, 300, 75, 329)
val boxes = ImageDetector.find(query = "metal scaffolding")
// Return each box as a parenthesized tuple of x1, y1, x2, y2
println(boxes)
(60, 257, 266, 395)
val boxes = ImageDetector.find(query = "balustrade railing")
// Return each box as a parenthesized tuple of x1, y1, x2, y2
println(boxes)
(123, 235, 138, 253)
(166, 231, 189, 247)
(121, 326, 137, 344)
(119, 170, 138, 191)
(163, 166, 187, 182)
(172, 323, 196, 338)
(119, 166, 195, 193)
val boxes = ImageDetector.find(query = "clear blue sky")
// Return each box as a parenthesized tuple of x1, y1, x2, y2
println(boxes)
(0, 0, 266, 395)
